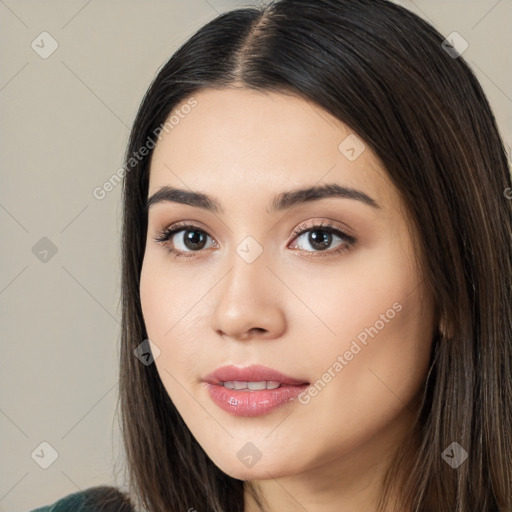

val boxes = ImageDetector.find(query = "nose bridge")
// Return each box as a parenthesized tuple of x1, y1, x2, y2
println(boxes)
(210, 239, 286, 340)
(225, 243, 268, 301)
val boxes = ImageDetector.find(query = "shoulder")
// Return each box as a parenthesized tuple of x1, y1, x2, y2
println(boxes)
(28, 485, 135, 512)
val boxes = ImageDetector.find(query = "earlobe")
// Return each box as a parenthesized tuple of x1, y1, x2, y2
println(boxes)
(438, 315, 453, 340)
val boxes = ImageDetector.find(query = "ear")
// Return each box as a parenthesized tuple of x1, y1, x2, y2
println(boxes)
(438, 314, 454, 340)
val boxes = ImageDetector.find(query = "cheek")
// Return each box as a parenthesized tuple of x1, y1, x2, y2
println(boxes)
(287, 242, 423, 346)
(284, 282, 433, 471)
(140, 250, 202, 338)
(139, 254, 210, 384)
(290, 240, 434, 405)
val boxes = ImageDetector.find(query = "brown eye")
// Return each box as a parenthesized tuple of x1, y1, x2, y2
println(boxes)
(289, 222, 356, 257)
(180, 229, 208, 250)
(154, 223, 216, 258)
(305, 229, 334, 251)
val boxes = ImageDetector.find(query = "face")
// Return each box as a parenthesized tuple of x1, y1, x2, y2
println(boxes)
(139, 88, 435, 483)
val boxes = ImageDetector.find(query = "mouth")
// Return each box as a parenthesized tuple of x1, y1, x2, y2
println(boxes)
(203, 364, 309, 387)
(219, 380, 284, 390)
(202, 364, 310, 417)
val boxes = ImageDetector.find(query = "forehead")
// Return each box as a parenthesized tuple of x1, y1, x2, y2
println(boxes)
(148, 88, 396, 210)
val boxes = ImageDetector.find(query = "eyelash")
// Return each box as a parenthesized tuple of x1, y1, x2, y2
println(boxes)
(153, 221, 357, 259)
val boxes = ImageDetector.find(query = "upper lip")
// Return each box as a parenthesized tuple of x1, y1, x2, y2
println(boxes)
(203, 364, 309, 386)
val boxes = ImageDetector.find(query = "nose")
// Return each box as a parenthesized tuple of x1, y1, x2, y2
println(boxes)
(210, 251, 287, 342)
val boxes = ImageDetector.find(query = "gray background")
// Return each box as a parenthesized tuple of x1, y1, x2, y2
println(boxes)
(1, 1, 510, 510)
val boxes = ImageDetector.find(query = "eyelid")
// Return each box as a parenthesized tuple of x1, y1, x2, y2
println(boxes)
(153, 221, 218, 248)
(290, 219, 356, 242)
(287, 220, 356, 257)
(153, 219, 357, 258)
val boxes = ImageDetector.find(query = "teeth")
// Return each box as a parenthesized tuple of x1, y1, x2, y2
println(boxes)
(248, 381, 267, 390)
(222, 380, 281, 390)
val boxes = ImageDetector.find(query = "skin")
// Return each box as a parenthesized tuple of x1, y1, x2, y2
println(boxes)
(139, 88, 436, 512)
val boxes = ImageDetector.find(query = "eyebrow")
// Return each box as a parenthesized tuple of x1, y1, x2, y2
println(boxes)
(145, 183, 381, 213)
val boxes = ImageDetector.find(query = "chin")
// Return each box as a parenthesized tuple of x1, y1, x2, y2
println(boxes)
(208, 451, 298, 481)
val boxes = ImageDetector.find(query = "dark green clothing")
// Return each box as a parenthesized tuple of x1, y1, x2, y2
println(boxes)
(30, 490, 88, 512)
(29, 486, 134, 512)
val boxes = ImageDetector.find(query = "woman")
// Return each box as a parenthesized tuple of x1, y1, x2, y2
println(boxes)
(30, 0, 512, 510)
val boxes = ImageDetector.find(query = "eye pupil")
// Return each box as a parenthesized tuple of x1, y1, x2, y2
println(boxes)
(184, 230, 207, 250)
(309, 230, 331, 250)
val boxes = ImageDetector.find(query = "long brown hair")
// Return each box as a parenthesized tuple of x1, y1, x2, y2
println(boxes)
(115, 0, 512, 510)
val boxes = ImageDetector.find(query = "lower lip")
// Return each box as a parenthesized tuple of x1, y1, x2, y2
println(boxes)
(204, 382, 309, 417)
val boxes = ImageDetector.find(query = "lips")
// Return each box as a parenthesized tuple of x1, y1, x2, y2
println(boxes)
(203, 364, 309, 387)
(202, 364, 310, 417)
